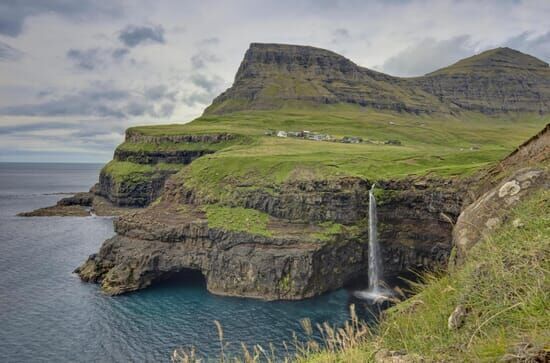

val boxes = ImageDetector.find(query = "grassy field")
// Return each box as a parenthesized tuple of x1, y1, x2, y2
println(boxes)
(103, 106, 548, 231)
(123, 106, 548, 202)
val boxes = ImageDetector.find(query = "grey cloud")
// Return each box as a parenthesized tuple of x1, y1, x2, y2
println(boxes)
(0, 121, 70, 134)
(190, 51, 221, 69)
(0, 82, 130, 118)
(0, 119, 126, 139)
(0, 40, 23, 61)
(156, 103, 175, 117)
(144, 85, 168, 100)
(0, 81, 176, 119)
(112, 47, 130, 60)
(119, 24, 165, 47)
(183, 74, 225, 106)
(381, 35, 475, 76)
(199, 37, 220, 46)
(504, 31, 550, 61)
(66, 48, 102, 70)
(67, 47, 131, 70)
(125, 101, 151, 116)
(332, 28, 350, 41)
(0, 0, 122, 37)
(182, 92, 215, 107)
(190, 74, 224, 93)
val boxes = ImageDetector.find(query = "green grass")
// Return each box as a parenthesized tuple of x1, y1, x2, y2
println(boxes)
(102, 160, 183, 183)
(110, 106, 547, 210)
(157, 107, 546, 203)
(204, 205, 273, 237)
(302, 189, 550, 362)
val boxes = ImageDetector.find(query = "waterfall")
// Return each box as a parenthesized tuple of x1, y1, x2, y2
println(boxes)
(353, 183, 391, 302)
(367, 184, 382, 292)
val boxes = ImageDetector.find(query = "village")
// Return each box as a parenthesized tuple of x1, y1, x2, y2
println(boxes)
(264, 129, 402, 145)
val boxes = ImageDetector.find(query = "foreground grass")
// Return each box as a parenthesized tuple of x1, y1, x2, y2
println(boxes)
(302, 189, 549, 362)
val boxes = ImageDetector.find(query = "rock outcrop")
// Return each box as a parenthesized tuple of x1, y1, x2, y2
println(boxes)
(76, 200, 366, 300)
(95, 131, 237, 207)
(452, 124, 549, 263)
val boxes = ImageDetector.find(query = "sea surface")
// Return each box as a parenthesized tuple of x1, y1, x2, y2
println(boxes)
(0, 162, 383, 362)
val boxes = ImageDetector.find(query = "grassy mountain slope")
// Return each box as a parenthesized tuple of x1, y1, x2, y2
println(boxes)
(205, 44, 550, 115)
(301, 189, 549, 362)
(413, 47, 550, 114)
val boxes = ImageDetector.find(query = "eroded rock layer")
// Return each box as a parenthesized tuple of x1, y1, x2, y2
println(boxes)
(77, 174, 466, 299)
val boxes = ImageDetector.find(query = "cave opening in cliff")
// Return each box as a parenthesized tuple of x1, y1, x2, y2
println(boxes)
(152, 268, 206, 289)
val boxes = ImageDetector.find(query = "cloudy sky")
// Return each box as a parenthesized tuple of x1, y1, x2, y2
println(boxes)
(0, 0, 549, 162)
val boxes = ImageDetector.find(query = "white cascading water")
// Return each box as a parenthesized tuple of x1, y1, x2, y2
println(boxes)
(354, 183, 391, 302)
(367, 183, 381, 292)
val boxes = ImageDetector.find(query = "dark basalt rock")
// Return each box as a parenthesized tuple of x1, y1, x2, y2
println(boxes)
(76, 175, 467, 299)
(57, 192, 94, 206)
(114, 149, 215, 165)
(96, 169, 171, 207)
(76, 208, 366, 299)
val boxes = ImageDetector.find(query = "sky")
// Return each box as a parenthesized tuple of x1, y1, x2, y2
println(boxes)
(0, 0, 549, 163)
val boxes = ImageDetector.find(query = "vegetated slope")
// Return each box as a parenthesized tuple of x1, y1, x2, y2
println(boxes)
(302, 189, 549, 363)
(205, 43, 447, 114)
(206, 43, 550, 115)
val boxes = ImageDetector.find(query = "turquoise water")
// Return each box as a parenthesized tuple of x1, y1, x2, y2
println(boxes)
(0, 163, 382, 362)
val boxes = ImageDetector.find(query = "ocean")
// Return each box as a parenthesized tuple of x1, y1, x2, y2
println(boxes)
(0, 162, 379, 362)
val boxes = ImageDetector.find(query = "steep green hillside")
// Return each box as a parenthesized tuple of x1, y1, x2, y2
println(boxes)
(301, 189, 549, 362)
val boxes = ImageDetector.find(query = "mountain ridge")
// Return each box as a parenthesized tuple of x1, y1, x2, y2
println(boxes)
(205, 43, 550, 115)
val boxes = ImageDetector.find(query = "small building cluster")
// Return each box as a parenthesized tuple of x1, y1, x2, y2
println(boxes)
(265, 129, 402, 146)
(266, 130, 332, 141)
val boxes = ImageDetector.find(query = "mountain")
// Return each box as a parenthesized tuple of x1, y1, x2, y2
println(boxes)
(413, 47, 550, 113)
(206, 44, 550, 115)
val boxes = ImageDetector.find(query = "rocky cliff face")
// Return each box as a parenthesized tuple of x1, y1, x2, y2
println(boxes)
(206, 44, 549, 115)
(76, 173, 466, 299)
(95, 131, 236, 207)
